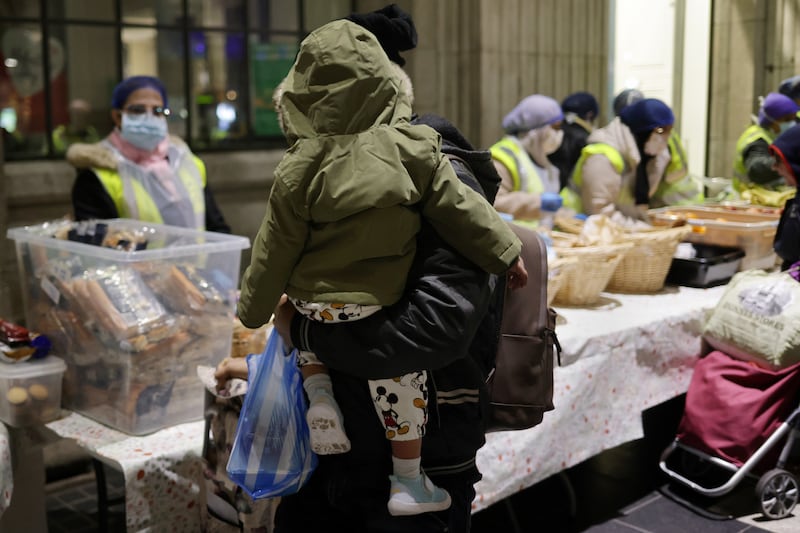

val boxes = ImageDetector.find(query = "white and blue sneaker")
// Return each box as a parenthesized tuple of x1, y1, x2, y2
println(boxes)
(306, 391, 351, 455)
(387, 471, 452, 516)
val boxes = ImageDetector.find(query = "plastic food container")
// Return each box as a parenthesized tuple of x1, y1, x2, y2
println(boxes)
(0, 356, 66, 427)
(7, 219, 250, 434)
(648, 206, 779, 271)
(666, 244, 745, 288)
(702, 203, 784, 217)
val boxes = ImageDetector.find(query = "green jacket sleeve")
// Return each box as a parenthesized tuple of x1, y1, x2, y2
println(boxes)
(420, 155, 521, 274)
(237, 179, 308, 328)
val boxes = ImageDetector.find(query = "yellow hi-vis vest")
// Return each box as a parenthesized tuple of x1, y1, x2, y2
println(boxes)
(490, 137, 545, 195)
(732, 124, 775, 187)
(650, 131, 704, 207)
(94, 148, 207, 230)
(560, 143, 625, 214)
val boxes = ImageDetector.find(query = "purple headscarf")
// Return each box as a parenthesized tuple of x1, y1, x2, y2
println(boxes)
(759, 92, 798, 127)
(111, 76, 168, 110)
(502, 95, 563, 134)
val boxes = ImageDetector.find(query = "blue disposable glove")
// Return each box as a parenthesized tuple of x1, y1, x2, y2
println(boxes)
(540, 192, 563, 212)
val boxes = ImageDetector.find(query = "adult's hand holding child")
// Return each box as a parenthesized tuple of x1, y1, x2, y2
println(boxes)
(507, 256, 528, 289)
(273, 294, 296, 348)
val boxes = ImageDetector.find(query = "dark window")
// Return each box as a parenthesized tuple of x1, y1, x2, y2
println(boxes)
(0, 0, 355, 161)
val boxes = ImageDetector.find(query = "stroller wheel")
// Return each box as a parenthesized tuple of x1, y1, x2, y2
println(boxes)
(756, 468, 799, 519)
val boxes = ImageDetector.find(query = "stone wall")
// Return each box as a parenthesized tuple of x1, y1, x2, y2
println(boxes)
(706, 0, 800, 178)
(385, 0, 610, 150)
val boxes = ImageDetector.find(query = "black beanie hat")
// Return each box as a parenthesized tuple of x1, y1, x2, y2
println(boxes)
(562, 91, 599, 121)
(345, 4, 418, 66)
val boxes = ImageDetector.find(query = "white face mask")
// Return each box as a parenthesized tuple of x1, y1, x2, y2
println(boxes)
(120, 113, 168, 151)
(643, 131, 669, 156)
(779, 120, 796, 135)
(542, 127, 564, 155)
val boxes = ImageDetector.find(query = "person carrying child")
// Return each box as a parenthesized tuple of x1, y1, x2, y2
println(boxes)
(236, 19, 526, 517)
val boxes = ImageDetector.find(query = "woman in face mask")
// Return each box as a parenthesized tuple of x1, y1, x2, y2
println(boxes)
(732, 92, 799, 191)
(561, 98, 676, 228)
(612, 89, 702, 208)
(67, 75, 230, 233)
(490, 94, 565, 225)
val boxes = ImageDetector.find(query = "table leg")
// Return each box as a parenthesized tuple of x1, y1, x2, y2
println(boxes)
(0, 426, 48, 532)
(92, 459, 125, 533)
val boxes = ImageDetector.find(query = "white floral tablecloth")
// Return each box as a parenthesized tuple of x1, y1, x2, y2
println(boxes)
(472, 285, 727, 512)
(0, 424, 11, 518)
(46, 413, 206, 532)
(0, 285, 727, 524)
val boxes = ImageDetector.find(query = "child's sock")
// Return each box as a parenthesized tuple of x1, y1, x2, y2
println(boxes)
(303, 373, 351, 455)
(392, 456, 421, 479)
(303, 372, 333, 404)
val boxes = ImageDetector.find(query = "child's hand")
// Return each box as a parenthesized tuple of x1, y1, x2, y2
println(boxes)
(214, 357, 249, 393)
(507, 256, 528, 289)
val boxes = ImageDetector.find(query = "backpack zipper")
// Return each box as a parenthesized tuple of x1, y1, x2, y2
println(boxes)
(545, 327, 562, 366)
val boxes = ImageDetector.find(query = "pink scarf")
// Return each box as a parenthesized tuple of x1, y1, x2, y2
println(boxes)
(108, 130, 179, 199)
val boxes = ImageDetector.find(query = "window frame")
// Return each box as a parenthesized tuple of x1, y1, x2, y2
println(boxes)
(0, 0, 356, 160)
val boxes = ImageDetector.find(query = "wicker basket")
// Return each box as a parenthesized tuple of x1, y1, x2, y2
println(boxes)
(554, 213, 586, 234)
(606, 226, 692, 293)
(550, 230, 580, 248)
(547, 256, 579, 307)
(551, 242, 635, 306)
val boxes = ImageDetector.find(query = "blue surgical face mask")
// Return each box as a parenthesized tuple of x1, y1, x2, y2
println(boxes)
(779, 120, 796, 135)
(120, 113, 168, 151)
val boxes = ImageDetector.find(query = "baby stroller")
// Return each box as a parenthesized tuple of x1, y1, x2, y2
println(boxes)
(659, 350, 800, 520)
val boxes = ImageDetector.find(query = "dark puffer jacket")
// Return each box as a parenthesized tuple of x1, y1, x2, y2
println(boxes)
(279, 113, 505, 532)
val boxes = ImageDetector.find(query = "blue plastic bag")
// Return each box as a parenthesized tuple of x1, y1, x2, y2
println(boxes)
(227, 328, 317, 499)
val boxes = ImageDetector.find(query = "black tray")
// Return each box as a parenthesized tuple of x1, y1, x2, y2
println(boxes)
(666, 244, 745, 288)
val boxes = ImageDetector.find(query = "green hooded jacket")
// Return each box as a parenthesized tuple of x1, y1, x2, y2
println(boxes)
(238, 20, 521, 328)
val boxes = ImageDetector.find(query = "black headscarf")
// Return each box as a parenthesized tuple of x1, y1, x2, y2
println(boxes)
(619, 99, 675, 205)
(631, 134, 654, 205)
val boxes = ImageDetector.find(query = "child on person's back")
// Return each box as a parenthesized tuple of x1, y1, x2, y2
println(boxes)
(236, 19, 526, 516)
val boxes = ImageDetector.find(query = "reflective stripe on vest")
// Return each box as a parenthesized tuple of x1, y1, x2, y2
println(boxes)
(650, 131, 703, 207)
(733, 124, 774, 181)
(665, 131, 688, 179)
(562, 143, 625, 214)
(94, 144, 207, 230)
(651, 173, 704, 207)
(490, 137, 545, 195)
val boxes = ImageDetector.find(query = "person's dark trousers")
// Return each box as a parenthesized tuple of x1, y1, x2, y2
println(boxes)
(272, 373, 480, 533)
(273, 464, 479, 533)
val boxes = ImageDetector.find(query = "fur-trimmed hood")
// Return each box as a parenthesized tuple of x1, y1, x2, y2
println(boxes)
(66, 134, 189, 170)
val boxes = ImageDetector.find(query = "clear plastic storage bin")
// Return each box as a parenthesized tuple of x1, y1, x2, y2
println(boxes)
(0, 356, 66, 427)
(7, 219, 250, 434)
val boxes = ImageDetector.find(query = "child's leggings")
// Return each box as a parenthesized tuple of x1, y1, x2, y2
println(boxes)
(291, 298, 429, 441)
